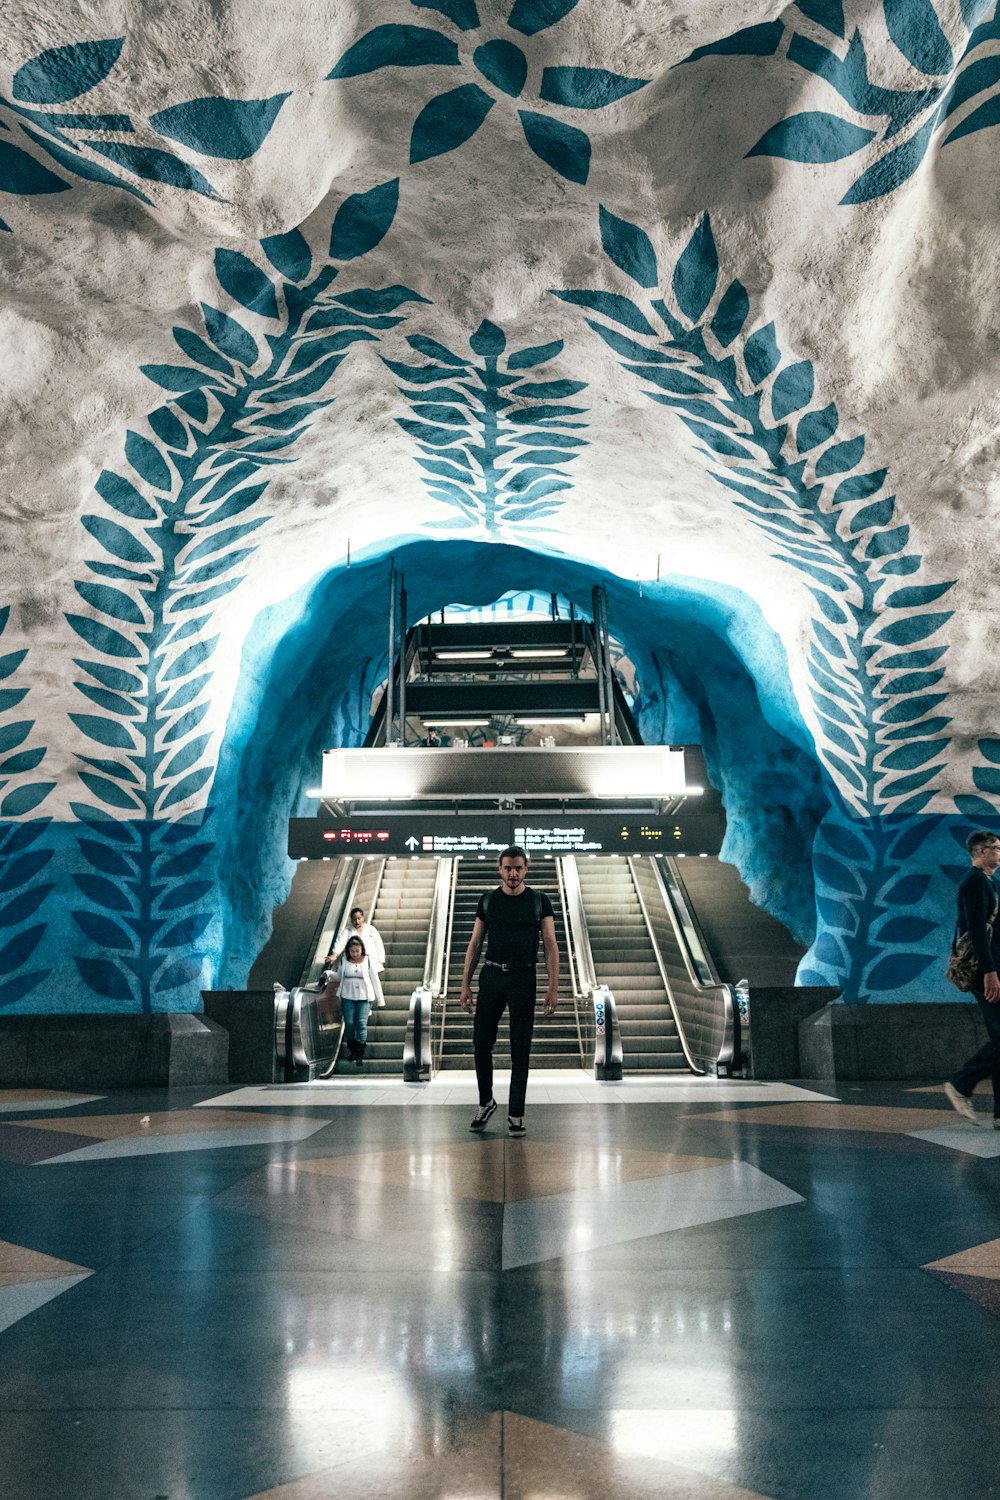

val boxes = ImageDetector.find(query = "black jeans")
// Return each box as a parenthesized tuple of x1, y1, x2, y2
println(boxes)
(952, 989, 1000, 1113)
(473, 966, 537, 1117)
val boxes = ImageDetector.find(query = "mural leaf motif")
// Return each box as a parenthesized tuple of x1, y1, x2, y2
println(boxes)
(12, 38, 124, 103)
(149, 95, 289, 159)
(65, 182, 422, 1011)
(687, 5, 1000, 206)
(0, 607, 55, 1006)
(390, 320, 586, 535)
(556, 203, 956, 998)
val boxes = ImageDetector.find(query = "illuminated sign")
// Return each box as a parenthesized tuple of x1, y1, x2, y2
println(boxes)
(289, 810, 722, 860)
(320, 744, 691, 801)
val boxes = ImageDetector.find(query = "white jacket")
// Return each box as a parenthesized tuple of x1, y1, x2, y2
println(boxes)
(333, 921, 385, 972)
(330, 953, 385, 1007)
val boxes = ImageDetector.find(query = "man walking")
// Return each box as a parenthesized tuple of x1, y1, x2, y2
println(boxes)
(944, 829, 1000, 1126)
(460, 846, 559, 1137)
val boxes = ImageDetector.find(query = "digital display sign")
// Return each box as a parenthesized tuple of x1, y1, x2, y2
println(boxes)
(289, 811, 723, 860)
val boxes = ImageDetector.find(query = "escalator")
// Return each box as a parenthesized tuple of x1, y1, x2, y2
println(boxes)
(436, 855, 584, 1071)
(359, 859, 438, 1075)
(575, 858, 688, 1072)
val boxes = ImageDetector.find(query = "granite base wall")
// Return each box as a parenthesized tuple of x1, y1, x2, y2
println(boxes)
(0, 1013, 228, 1090)
(798, 1001, 990, 1082)
(202, 990, 282, 1084)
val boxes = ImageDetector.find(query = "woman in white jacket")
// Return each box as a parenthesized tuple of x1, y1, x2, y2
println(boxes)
(329, 934, 384, 1067)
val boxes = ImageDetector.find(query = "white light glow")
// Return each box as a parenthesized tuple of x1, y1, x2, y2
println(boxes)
(421, 718, 490, 727)
(611, 1409, 737, 1466)
(433, 650, 494, 660)
(306, 788, 321, 797)
(515, 716, 587, 726)
(510, 648, 568, 659)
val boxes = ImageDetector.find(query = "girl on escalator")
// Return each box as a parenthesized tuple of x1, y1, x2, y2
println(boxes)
(328, 934, 385, 1067)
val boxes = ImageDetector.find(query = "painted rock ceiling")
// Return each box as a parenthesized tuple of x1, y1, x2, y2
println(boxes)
(1, 0, 998, 1012)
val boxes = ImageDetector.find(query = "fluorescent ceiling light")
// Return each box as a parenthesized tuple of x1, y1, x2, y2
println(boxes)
(515, 716, 587, 725)
(510, 648, 568, 659)
(421, 718, 490, 727)
(433, 650, 494, 661)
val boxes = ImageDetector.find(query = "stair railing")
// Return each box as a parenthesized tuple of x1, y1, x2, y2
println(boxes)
(558, 855, 622, 1080)
(434, 857, 460, 1072)
(631, 855, 739, 1075)
(405, 857, 455, 1082)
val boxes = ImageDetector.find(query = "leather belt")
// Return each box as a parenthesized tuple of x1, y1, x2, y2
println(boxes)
(483, 960, 535, 972)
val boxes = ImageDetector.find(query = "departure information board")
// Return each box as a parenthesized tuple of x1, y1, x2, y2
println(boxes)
(289, 811, 723, 859)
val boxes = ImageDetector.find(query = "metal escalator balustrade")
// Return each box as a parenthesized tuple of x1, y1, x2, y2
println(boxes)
(575, 858, 689, 1073)
(436, 856, 583, 1071)
(346, 858, 438, 1076)
(630, 856, 738, 1075)
(275, 856, 386, 1078)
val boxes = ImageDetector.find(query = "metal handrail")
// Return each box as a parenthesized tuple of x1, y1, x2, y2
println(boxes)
(627, 855, 703, 1074)
(555, 855, 587, 1068)
(639, 855, 737, 1075)
(424, 857, 455, 996)
(558, 855, 597, 993)
(434, 857, 460, 1072)
(557, 855, 617, 1076)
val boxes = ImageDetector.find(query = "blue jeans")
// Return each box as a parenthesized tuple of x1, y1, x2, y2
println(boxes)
(341, 998, 371, 1049)
(952, 990, 1000, 1114)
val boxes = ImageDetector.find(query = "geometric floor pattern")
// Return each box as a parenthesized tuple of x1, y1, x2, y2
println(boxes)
(4, 1077, 1000, 1498)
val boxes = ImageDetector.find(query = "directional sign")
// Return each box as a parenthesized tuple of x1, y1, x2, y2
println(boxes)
(289, 809, 723, 860)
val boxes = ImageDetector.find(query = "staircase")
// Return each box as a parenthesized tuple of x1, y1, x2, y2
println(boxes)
(575, 858, 688, 1073)
(334, 858, 437, 1076)
(437, 856, 582, 1070)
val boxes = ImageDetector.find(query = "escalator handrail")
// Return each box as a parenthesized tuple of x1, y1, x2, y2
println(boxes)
(434, 857, 460, 1072)
(423, 856, 455, 997)
(555, 855, 589, 1069)
(558, 855, 598, 995)
(404, 984, 433, 1082)
(298, 858, 367, 987)
(633, 855, 736, 1073)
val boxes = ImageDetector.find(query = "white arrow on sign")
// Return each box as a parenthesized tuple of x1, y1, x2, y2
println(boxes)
(405, 836, 420, 850)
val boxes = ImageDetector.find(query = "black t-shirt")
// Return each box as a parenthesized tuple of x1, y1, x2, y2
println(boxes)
(476, 886, 554, 967)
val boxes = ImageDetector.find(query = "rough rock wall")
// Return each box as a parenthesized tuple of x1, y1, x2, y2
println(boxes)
(1, 1, 998, 1012)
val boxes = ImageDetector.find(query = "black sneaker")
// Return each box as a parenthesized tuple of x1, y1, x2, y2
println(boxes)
(507, 1116, 526, 1137)
(470, 1099, 497, 1131)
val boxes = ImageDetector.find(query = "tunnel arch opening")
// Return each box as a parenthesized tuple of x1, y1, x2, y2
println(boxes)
(212, 539, 833, 987)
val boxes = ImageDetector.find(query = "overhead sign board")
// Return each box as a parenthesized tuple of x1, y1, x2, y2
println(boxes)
(320, 745, 691, 801)
(289, 810, 723, 860)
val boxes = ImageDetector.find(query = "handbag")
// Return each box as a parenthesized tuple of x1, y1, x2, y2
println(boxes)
(946, 901, 998, 992)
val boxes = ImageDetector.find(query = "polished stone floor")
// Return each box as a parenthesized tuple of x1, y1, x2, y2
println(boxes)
(3, 1071, 1000, 1499)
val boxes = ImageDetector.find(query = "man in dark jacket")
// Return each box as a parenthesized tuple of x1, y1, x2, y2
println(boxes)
(944, 829, 1000, 1124)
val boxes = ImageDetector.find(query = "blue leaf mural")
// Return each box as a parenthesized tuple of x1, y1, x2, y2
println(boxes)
(149, 94, 290, 160)
(0, 33, 288, 226)
(66, 182, 421, 1011)
(325, 2, 642, 185)
(555, 205, 957, 999)
(388, 320, 586, 535)
(0, 607, 55, 1006)
(684, 4, 1000, 207)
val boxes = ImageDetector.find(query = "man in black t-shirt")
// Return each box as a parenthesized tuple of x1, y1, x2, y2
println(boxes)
(460, 846, 559, 1137)
(944, 828, 1000, 1125)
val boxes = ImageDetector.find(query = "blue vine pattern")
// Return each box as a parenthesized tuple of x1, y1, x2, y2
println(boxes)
(0, 35, 289, 229)
(554, 206, 955, 998)
(388, 318, 587, 536)
(65, 178, 419, 1009)
(328, 0, 648, 185)
(681, 1, 1000, 205)
(941, 737, 1000, 887)
(0, 608, 56, 1006)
